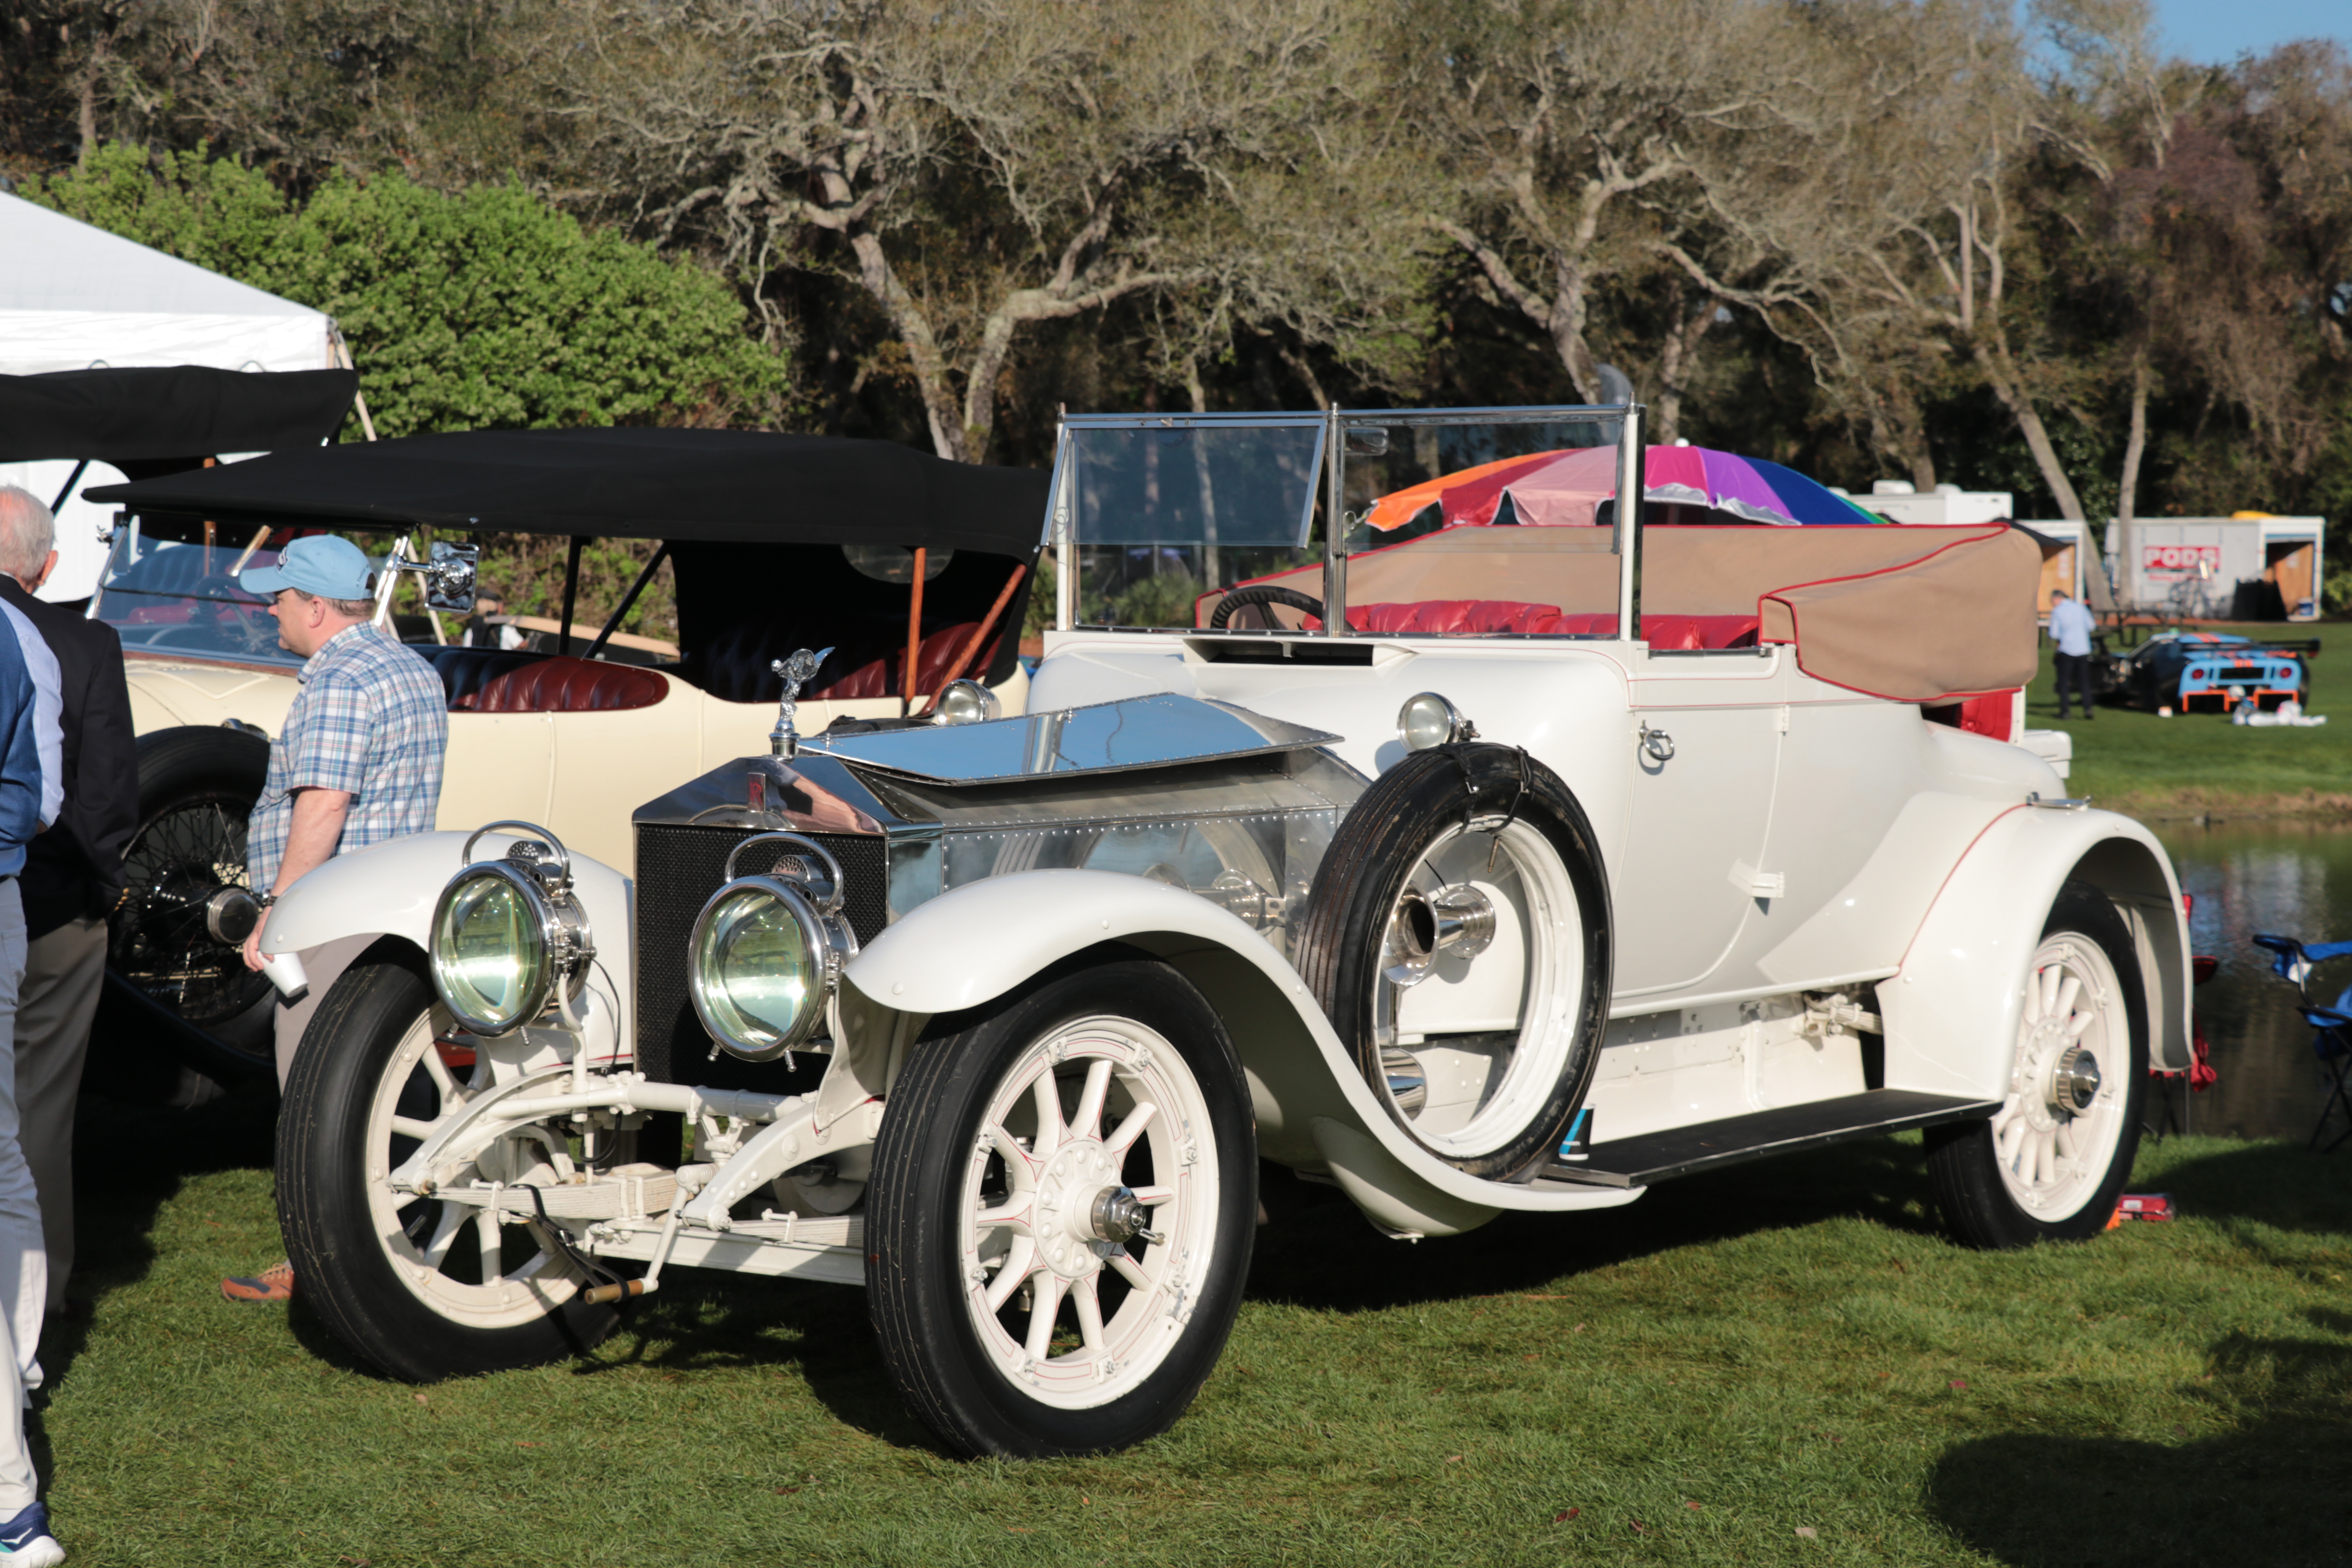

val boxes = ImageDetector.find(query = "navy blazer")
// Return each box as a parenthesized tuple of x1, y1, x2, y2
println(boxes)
(0, 578, 136, 937)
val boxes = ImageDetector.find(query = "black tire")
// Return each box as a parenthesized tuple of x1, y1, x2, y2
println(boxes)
(1292, 745, 1611, 1180)
(278, 942, 617, 1381)
(111, 725, 276, 1061)
(867, 956, 1258, 1458)
(1926, 883, 2149, 1249)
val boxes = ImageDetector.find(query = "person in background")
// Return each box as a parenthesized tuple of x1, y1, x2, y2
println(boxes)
(0, 487, 67, 1566)
(0, 489, 135, 1337)
(2049, 587, 2098, 722)
(218, 535, 446, 1306)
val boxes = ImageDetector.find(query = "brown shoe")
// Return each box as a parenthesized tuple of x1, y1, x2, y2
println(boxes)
(221, 1261, 295, 1303)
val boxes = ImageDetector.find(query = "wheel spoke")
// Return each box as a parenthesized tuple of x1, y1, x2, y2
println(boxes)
(1107, 1251, 1154, 1293)
(1030, 1070, 1065, 1151)
(1073, 1058, 1113, 1143)
(989, 1121, 1036, 1178)
(476, 1210, 504, 1287)
(2033, 1129, 2056, 1188)
(1105, 1101, 1157, 1156)
(974, 1200, 1034, 1237)
(2022, 967, 2046, 1024)
(1024, 1273, 1068, 1361)
(2053, 975, 2083, 1027)
(389, 1115, 436, 1141)
(985, 1237, 1040, 1312)
(2055, 1120, 2077, 1162)
(1072, 1273, 1106, 1354)
(2066, 1009, 2098, 1040)
(422, 1202, 466, 1268)
(1127, 1184, 1175, 1207)
(2040, 962, 2064, 1022)
(419, 1048, 457, 1101)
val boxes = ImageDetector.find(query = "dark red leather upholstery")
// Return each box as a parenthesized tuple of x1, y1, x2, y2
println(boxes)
(423, 647, 669, 714)
(808, 621, 996, 701)
(1640, 614, 1760, 650)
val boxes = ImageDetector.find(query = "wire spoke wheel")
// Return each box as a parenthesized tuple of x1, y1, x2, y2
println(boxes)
(957, 1015, 1217, 1410)
(113, 793, 272, 1027)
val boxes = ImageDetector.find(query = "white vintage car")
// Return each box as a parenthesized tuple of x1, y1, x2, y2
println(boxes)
(245, 404, 2184, 1459)
(87, 428, 1043, 1084)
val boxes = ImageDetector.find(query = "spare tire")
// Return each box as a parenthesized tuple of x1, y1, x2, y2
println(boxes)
(1292, 744, 1612, 1180)
(109, 725, 276, 1066)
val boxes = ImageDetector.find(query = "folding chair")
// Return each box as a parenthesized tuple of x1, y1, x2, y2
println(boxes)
(2252, 934, 2352, 1152)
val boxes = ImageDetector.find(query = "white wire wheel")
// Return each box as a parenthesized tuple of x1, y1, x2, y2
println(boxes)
(867, 957, 1258, 1459)
(1293, 745, 1612, 1179)
(1927, 884, 2149, 1248)
(276, 952, 617, 1381)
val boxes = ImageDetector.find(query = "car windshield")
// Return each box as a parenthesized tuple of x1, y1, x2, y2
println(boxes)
(1048, 408, 1632, 635)
(89, 523, 394, 666)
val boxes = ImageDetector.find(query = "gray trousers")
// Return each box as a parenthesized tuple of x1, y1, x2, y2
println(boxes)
(15, 916, 103, 1314)
(273, 934, 377, 1091)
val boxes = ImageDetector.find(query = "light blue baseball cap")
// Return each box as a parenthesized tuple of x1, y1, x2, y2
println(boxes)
(240, 534, 375, 601)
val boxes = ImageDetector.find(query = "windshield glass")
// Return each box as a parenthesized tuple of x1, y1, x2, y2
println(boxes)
(90, 524, 392, 666)
(1051, 416, 1326, 629)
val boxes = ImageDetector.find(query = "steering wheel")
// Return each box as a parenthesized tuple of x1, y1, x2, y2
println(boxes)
(1209, 584, 1327, 630)
(188, 574, 263, 622)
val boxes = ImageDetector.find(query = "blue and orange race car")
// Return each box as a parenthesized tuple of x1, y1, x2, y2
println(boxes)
(2102, 630, 2320, 713)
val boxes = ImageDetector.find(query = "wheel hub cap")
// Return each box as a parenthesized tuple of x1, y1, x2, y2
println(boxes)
(2048, 1045, 2102, 1116)
(1034, 1140, 1121, 1278)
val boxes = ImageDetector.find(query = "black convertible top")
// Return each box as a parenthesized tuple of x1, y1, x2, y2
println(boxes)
(0, 367, 358, 464)
(89, 426, 1051, 554)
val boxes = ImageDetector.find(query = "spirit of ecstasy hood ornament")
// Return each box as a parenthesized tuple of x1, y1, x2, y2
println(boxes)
(769, 646, 834, 759)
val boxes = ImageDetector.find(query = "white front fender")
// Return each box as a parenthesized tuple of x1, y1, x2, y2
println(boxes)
(1880, 805, 2188, 1102)
(258, 830, 636, 1057)
(843, 869, 1638, 1234)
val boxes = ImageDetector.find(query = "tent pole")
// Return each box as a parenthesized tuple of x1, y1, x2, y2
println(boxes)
(330, 325, 378, 442)
(45, 460, 87, 516)
(902, 548, 927, 714)
(558, 537, 584, 656)
(586, 543, 669, 661)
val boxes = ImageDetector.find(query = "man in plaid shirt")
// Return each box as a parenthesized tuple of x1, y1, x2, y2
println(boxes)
(224, 534, 446, 1304)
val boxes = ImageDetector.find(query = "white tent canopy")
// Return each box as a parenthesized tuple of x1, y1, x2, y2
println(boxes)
(0, 191, 337, 600)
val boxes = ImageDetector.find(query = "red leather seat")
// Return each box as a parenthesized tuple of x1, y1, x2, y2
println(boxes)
(807, 621, 998, 701)
(437, 652, 669, 714)
(1310, 600, 1565, 634)
(1641, 614, 1760, 650)
(458, 655, 668, 714)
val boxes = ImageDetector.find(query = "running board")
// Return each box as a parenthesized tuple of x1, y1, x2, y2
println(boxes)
(1537, 1090, 2000, 1190)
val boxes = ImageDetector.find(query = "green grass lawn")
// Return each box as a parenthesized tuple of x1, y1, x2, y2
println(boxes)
(2027, 623, 2352, 818)
(40, 1083, 2352, 1566)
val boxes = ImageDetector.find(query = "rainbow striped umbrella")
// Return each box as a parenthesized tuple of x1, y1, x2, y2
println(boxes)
(1364, 445, 1882, 533)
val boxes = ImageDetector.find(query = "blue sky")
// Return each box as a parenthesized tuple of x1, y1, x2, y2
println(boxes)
(2150, 0, 2347, 63)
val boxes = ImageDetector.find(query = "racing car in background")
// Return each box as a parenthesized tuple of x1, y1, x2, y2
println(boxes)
(2099, 630, 2318, 714)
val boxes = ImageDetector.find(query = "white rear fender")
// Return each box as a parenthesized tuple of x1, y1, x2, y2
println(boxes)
(1881, 806, 2188, 1101)
(258, 830, 635, 1067)
(842, 868, 1639, 1234)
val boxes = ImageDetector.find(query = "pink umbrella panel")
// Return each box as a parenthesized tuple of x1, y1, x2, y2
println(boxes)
(1363, 445, 1883, 533)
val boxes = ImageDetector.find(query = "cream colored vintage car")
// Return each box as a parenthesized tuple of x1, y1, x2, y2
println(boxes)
(89, 428, 1042, 1076)
(236, 402, 2190, 1461)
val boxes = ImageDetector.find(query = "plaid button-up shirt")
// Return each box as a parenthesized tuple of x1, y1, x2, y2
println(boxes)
(247, 623, 448, 894)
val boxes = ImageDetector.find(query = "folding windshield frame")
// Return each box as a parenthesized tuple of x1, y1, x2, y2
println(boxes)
(1046, 403, 1645, 638)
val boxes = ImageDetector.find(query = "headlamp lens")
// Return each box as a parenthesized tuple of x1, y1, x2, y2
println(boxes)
(432, 869, 549, 1034)
(692, 884, 821, 1052)
(934, 679, 1000, 726)
(1399, 692, 1464, 752)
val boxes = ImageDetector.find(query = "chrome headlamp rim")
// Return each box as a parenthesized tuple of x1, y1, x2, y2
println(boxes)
(687, 873, 859, 1062)
(429, 822, 594, 1038)
(1398, 691, 1475, 753)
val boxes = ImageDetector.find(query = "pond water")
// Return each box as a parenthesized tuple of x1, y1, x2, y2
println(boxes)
(2158, 821, 2352, 1143)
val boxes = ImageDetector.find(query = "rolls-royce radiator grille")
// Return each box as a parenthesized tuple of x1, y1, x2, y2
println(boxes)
(632, 823, 887, 1093)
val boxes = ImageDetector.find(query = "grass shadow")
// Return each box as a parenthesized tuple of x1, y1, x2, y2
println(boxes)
(2139, 1137, 2352, 1236)
(1247, 1132, 1944, 1314)
(1928, 1307, 2352, 1567)
(43, 1078, 278, 1382)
